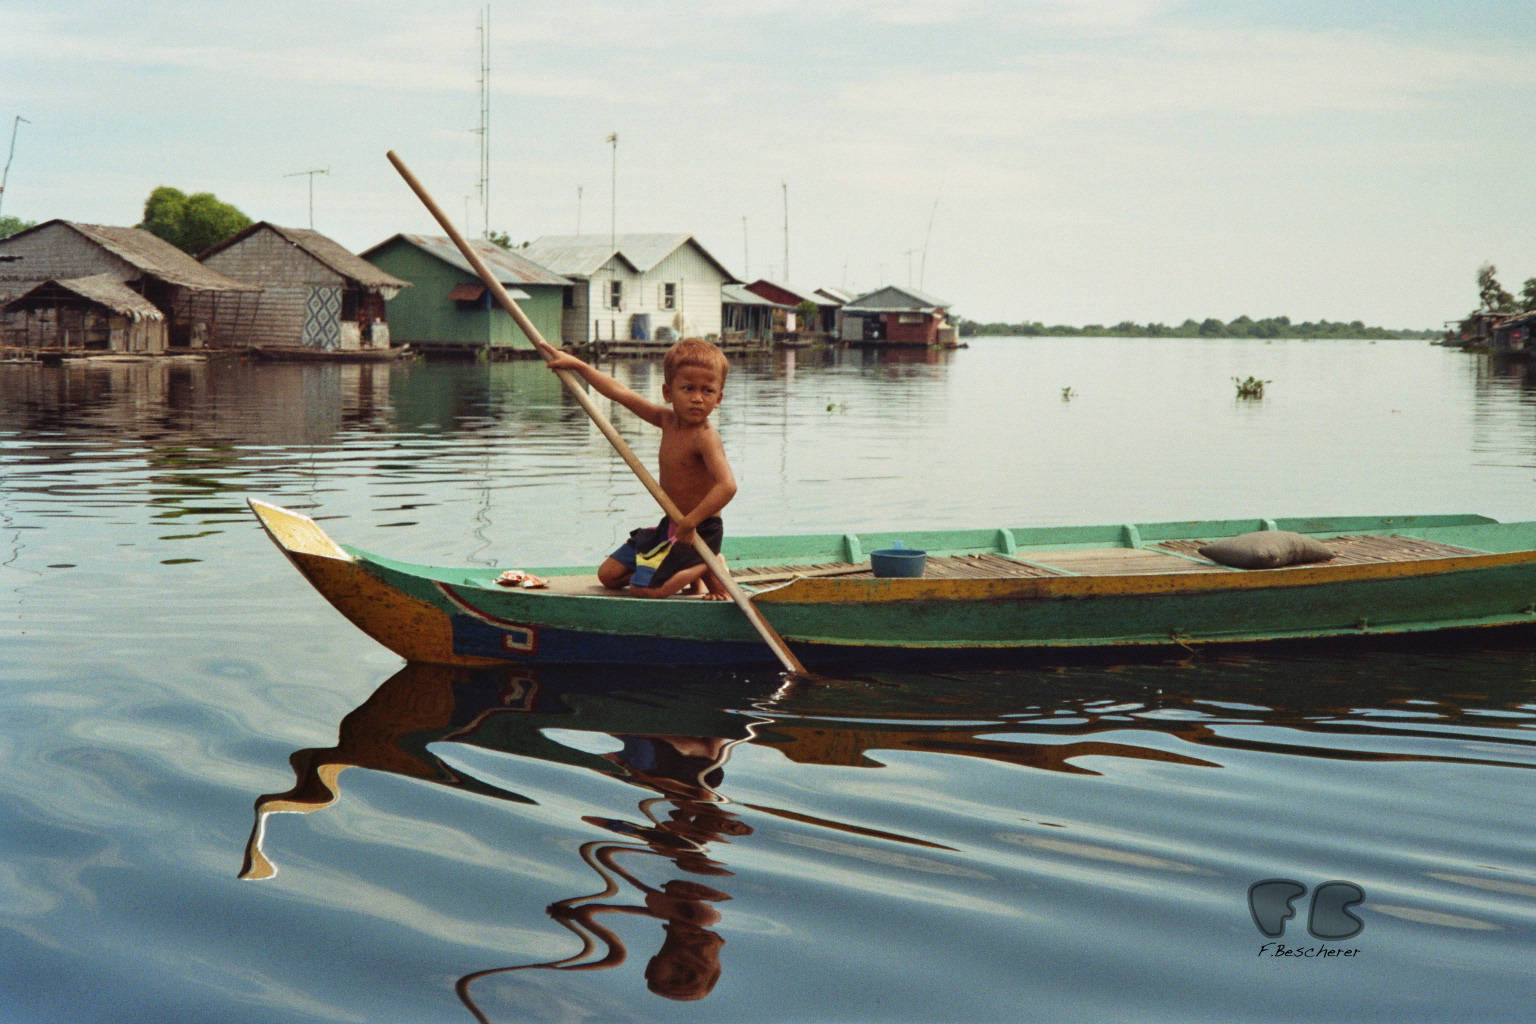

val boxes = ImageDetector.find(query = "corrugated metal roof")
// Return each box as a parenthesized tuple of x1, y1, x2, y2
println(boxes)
(363, 234, 571, 287)
(746, 279, 822, 305)
(201, 223, 410, 289)
(66, 222, 261, 292)
(445, 282, 530, 302)
(722, 283, 789, 308)
(521, 233, 733, 280)
(3, 274, 165, 320)
(842, 284, 951, 313)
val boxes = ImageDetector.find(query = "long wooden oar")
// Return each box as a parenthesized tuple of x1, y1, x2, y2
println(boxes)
(386, 150, 808, 675)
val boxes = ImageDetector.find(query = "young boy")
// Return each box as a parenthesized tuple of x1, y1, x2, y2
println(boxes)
(535, 337, 736, 599)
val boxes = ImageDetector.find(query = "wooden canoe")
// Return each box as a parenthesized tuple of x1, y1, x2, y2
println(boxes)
(249, 499, 1536, 668)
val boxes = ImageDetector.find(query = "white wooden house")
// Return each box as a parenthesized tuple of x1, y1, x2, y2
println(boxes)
(518, 234, 733, 351)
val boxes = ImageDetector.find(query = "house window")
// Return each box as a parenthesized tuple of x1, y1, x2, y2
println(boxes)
(660, 282, 677, 309)
(608, 280, 623, 309)
(898, 313, 926, 324)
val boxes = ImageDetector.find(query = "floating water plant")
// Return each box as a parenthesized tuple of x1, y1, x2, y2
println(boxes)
(1061, 386, 1076, 401)
(1233, 376, 1270, 399)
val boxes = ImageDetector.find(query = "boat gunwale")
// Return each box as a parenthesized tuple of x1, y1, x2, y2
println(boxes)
(335, 522, 1536, 606)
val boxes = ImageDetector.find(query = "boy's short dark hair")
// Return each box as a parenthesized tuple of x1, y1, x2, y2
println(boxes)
(663, 339, 729, 386)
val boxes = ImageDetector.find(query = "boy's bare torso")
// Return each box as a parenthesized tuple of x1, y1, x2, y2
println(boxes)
(657, 416, 720, 517)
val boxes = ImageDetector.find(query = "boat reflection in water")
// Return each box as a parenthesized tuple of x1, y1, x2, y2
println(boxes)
(240, 649, 1536, 1018)
(241, 663, 789, 1016)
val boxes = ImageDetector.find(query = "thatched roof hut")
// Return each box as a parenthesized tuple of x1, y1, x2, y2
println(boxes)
(1, 273, 169, 353)
(0, 220, 260, 348)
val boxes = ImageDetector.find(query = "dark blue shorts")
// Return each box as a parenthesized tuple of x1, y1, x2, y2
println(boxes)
(609, 516, 724, 589)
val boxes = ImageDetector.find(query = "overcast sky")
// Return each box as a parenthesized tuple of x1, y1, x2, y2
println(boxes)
(3, 1, 1534, 329)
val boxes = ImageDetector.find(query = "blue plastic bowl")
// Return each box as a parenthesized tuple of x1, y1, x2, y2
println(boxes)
(870, 547, 927, 578)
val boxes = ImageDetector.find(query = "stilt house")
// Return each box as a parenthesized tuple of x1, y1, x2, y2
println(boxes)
(0, 220, 259, 351)
(721, 284, 789, 345)
(1, 274, 167, 353)
(198, 222, 409, 352)
(743, 279, 841, 336)
(360, 234, 570, 355)
(1492, 311, 1536, 357)
(839, 285, 957, 346)
(518, 234, 733, 352)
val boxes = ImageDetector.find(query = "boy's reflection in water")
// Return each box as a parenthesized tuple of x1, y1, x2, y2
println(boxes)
(460, 732, 751, 1016)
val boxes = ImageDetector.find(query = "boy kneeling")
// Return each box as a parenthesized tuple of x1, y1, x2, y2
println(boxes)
(536, 338, 735, 599)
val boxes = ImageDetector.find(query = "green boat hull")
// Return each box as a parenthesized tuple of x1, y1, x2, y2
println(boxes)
(250, 501, 1536, 668)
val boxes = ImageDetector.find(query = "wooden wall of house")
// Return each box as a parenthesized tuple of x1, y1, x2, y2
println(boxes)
(884, 312, 941, 345)
(365, 241, 563, 351)
(0, 305, 165, 352)
(562, 279, 591, 345)
(572, 245, 727, 345)
(0, 222, 138, 281)
(202, 227, 346, 348)
(645, 245, 724, 339)
(367, 245, 477, 346)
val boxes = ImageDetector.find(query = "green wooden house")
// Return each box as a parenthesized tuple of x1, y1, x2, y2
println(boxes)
(360, 234, 570, 355)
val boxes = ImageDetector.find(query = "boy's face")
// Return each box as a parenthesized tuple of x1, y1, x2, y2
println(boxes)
(663, 365, 724, 426)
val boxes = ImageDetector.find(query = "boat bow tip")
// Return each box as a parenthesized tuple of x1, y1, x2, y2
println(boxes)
(247, 498, 355, 562)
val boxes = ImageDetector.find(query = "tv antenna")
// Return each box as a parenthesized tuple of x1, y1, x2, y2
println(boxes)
(781, 181, 789, 281)
(0, 115, 32, 219)
(474, 6, 490, 238)
(284, 168, 328, 228)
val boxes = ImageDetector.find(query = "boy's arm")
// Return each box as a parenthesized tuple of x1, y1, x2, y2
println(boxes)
(674, 430, 737, 543)
(534, 339, 666, 426)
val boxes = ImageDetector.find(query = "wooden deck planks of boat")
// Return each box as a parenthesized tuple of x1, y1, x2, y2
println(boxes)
(503, 534, 1495, 598)
(727, 533, 1492, 587)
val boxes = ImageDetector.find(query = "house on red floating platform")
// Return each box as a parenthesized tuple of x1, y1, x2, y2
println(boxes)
(838, 285, 957, 346)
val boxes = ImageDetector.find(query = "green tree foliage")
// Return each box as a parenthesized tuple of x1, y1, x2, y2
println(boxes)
(139, 186, 252, 253)
(1520, 278, 1536, 313)
(956, 315, 1431, 340)
(1476, 263, 1516, 314)
(0, 214, 36, 239)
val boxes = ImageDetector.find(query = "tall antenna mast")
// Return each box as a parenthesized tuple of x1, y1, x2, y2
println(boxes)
(476, 6, 490, 238)
(284, 167, 328, 228)
(0, 115, 32, 219)
(607, 132, 618, 250)
(920, 194, 939, 288)
(781, 181, 789, 281)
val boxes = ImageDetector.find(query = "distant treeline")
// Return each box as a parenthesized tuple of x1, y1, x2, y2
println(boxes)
(957, 316, 1437, 340)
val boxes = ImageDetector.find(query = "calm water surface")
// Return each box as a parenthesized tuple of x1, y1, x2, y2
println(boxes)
(3, 338, 1535, 1022)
